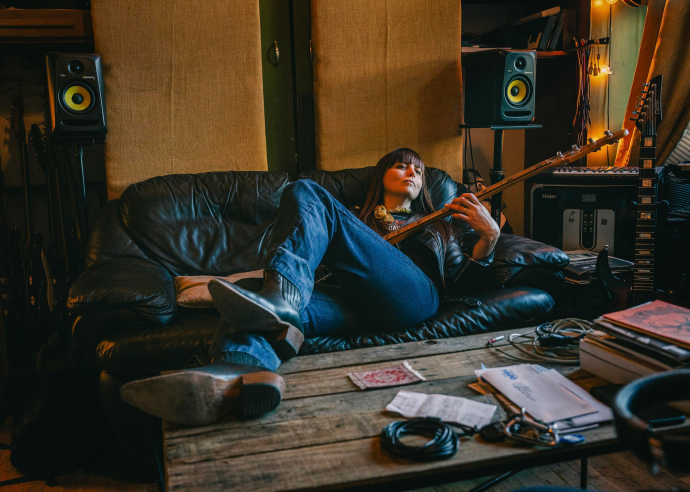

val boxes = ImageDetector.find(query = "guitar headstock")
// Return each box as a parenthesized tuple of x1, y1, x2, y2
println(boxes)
(544, 129, 629, 170)
(630, 74, 663, 137)
(28, 124, 48, 171)
(9, 97, 26, 144)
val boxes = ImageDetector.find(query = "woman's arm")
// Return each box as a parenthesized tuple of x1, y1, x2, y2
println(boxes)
(444, 193, 500, 259)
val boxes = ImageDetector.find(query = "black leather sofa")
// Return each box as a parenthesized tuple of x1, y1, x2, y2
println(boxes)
(67, 166, 568, 470)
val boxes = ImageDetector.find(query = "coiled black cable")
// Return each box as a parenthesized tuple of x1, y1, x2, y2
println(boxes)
(380, 417, 459, 461)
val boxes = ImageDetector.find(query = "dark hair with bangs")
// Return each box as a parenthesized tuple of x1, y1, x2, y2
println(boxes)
(358, 148, 435, 232)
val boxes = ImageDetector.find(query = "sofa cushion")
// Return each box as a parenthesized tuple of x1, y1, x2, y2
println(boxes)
(300, 286, 555, 354)
(174, 270, 263, 308)
(91, 286, 554, 376)
(118, 172, 292, 277)
(462, 233, 570, 292)
(68, 258, 177, 326)
(86, 200, 148, 268)
(92, 167, 460, 276)
(95, 312, 219, 377)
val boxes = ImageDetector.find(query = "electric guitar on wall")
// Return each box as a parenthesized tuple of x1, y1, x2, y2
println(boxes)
(597, 75, 663, 309)
(384, 129, 629, 245)
(29, 125, 58, 329)
(10, 97, 49, 336)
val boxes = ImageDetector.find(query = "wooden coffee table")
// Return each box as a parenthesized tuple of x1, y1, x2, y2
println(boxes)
(163, 328, 623, 491)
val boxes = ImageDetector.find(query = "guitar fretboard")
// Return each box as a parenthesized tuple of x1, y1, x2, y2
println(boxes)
(634, 137, 656, 304)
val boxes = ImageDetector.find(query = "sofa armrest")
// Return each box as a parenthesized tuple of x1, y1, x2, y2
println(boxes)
(68, 258, 178, 326)
(462, 233, 568, 292)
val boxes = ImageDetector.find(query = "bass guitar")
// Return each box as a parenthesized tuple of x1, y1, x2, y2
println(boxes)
(0, 155, 12, 402)
(10, 97, 48, 336)
(384, 129, 629, 245)
(597, 75, 663, 309)
(29, 125, 58, 330)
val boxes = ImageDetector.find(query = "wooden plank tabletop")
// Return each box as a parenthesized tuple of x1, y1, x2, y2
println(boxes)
(163, 328, 621, 492)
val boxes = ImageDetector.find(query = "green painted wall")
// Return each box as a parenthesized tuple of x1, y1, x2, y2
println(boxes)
(589, 1, 646, 166)
(259, 0, 297, 174)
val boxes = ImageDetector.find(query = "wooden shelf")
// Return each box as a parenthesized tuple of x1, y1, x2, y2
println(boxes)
(537, 50, 570, 57)
(0, 9, 93, 43)
(461, 48, 571, 57)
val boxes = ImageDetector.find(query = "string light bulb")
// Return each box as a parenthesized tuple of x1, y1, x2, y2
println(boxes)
(599, 64, 613, 75)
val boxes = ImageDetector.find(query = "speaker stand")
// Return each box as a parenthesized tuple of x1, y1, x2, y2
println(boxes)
(459, 124, 541, 225)
(75, 145, 89, 237)
(58, 136, 105, 247)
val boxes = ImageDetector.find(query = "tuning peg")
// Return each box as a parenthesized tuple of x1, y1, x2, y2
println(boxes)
(588, 138, 595, 144)
(643, 83, 650, 86)
(604, 130, 613, 137)
(572, 145, 580, 151)
(630, 117, 638, 121)
(556, 151, 563, 157)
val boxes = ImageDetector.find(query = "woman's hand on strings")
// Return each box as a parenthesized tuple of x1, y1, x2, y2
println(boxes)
(445, 193, 500, 259)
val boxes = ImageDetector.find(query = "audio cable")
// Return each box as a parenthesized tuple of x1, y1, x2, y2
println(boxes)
(380, 417, 460, 461)
(487, 318, 594, 365)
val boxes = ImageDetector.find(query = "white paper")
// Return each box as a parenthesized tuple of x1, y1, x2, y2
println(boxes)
(542, 369, 613, 429)
(385, 391, 496, 429)
(477, 364, 597, 423)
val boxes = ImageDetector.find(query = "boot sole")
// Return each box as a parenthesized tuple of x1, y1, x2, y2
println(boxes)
(120, 370, 285, 426)
(209, 281, 304, 359)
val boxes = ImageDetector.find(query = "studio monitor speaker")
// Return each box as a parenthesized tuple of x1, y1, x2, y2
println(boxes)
(464, 49, 536, 125)
(45, 52, 107, 141)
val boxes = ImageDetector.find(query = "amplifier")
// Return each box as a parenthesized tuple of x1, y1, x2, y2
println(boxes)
(657, 171, 690, 293)
(528, 167, 660, 261)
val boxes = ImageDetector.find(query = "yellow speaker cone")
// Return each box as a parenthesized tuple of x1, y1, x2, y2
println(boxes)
(507, 79, 527, 104)
(63, 84, 93, 112)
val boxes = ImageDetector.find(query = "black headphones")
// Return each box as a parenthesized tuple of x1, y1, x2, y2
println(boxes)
(612, 369, 690, 471)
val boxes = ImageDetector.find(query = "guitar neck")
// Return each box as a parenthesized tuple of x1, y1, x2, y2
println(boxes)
(633, 134, 657, 304)
(381, 130, 627, 245)
(384, 155, 562, 245)
(19, 142, 33, 245)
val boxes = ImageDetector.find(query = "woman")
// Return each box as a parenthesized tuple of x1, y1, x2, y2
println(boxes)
(121, 148, 499, 426)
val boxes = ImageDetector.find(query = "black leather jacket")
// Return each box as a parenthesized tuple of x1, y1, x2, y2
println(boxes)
(397, 219, 494, 300)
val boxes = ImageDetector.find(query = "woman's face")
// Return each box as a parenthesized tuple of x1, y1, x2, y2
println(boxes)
(382, 162, 423, 202)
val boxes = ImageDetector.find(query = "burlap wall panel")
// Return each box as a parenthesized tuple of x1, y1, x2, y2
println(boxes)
(312, 1, 463, 180)
(92, 0, 268, 198)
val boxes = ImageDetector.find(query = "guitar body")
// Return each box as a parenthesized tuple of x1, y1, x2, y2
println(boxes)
(27, 232, 50, 333)
(597, 245, 660, 306)
(596, 246, 630, 311)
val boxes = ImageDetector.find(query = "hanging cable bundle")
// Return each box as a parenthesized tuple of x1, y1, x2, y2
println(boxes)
(572, 40, 592, 157)
(380, 418, 459, 461)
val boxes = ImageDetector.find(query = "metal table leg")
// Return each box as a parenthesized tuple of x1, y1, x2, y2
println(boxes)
(581, 457, 588, 489)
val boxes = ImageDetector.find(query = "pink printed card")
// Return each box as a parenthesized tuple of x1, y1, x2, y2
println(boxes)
(348, 361, 426, 390)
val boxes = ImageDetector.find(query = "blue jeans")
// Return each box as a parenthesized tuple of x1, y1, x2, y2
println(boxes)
(215, 180, 440, 371)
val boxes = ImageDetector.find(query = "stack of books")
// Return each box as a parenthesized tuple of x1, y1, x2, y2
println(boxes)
(564, 250, 633, 285)
(580, 300, 690, 384)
